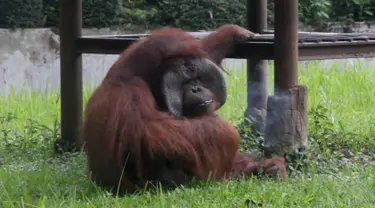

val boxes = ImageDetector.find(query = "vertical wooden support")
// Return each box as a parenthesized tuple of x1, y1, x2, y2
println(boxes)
(243, 0, 268, 135)
(264, 0, 308, 154)
(54, 0, 83, 153)
(274, 0, 298, 90)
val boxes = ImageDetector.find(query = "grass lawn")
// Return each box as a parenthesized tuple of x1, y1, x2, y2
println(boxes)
(0, 60, 375, 207)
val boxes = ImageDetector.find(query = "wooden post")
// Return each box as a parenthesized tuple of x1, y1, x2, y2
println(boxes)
(274, 0, 298, 90)
(243, 0, 268, 136)
(54, 0, 83, 153)
(264, 0, 308, 154)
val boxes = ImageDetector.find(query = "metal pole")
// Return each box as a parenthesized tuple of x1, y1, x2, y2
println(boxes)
(274, 0, 299, 90)
(56, 0, 83, 152)
(244, 0, 268, 134)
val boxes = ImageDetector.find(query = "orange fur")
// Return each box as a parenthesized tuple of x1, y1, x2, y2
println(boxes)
(81, 25, 286, 194)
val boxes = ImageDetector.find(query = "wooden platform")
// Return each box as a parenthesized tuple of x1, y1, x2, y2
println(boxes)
(76, 31, 375, 60)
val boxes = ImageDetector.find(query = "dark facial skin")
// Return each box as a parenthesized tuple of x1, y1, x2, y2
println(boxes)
(161, 57, 226, 119)
(182, 82, 214, 117)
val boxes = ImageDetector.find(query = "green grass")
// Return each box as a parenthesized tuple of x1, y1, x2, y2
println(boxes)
(1, 60, 375, 207)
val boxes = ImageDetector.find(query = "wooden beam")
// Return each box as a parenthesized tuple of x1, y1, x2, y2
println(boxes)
(56, 0, 83, 153)
(244, 0, 268, 135)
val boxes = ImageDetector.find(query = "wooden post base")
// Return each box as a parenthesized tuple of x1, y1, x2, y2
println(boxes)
(54, 138, 81, 154)
(244, 107, 267, 135)
(264, 85, 308, 154)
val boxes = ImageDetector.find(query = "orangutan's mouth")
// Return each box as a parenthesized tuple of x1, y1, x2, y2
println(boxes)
(199, 100, 213, 106)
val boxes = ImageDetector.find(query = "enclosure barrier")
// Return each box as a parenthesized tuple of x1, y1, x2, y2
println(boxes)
(56, 0, 375, 154)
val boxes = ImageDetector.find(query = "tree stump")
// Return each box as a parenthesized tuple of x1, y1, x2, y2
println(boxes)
(263, 85, 308, 154)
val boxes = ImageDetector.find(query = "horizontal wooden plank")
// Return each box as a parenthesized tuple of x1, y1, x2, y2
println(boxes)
(75, 32, 375, 60)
